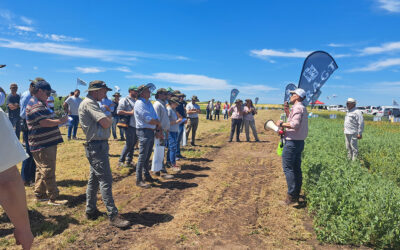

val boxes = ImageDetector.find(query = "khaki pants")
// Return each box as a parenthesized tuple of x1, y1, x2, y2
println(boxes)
(345, 134, 358, 161)
(186, 118, 199, 144)
(32, 145, 59, 200)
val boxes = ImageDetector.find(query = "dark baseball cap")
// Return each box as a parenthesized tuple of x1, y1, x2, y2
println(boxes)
(31, 78, 55, 93)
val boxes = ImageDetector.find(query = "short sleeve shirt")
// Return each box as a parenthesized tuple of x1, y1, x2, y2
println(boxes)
(79, 95, 110, 142)
(186, 103, 200, 118)
(6, 93, 20, 119)
(26, 96, 63, 152)
(117, 96, 136, 127)
(167, 106, 179, 132)
(65, 96, 82, 116)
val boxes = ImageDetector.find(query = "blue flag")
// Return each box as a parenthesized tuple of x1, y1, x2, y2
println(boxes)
(230, 89, 239, 104)
(284, 83, 297, 103)
(77, 78, 87, 86)
(255, 97, 259, 105)
(298, 51, 338, 106)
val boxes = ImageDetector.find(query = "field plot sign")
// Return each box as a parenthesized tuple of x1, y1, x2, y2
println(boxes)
(330, 114, 337, 119)
(373, 116, 381, 122)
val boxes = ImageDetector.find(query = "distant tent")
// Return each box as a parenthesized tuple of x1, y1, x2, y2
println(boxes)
(310, 100, 324, 105)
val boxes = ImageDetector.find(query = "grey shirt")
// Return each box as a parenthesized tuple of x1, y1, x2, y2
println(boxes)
(153, 99, 170, 131)
(65, 96, 82, 116)
(167, 106, 179, 132)
(79, 95, 110, 142)
(117, 96, 136, 127)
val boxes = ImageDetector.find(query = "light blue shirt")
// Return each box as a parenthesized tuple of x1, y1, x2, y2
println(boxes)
(134, 97, 159, 129)
(100, 97, 114, 116)
(0, 92, 5, 106)
(19, 90, 32, 119)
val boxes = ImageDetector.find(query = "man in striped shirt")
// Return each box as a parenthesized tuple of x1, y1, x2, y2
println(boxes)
(26, 78, 68, 206)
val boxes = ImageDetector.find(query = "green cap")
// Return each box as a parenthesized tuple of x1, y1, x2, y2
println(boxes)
(128, 85, 138, 91)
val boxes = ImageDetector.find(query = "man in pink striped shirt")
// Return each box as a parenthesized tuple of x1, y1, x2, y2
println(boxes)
(276, 88, 308, 205)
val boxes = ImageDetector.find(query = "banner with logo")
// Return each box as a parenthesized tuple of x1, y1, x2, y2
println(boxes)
(284, 83, 297, 103)
(230, 88, 239, 105)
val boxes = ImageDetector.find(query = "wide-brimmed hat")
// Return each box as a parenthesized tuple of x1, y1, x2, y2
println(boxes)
(86, 80, 112, 92)
(166, 87, 174, 94)
(169, 97, 180, 105)
(191, 95, 199, 102)
(235, 99, 243, 103)
(137, 83, 156, 96)
(156, 88, 168, 95)
(112, 92, 121, 97)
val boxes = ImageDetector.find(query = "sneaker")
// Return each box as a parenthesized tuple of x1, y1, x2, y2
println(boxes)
(236, 139, 241, 142)
(136, 181, 151, 189)
(176, 155, 185, 159)
(144, 174, 156, 183)
(35, 196, 49, 202)
(228, 140, 232, 142)
(191, 143, 196, 146)
(255, 139, 260, 142)
(48, 199, 68, 206)
(161, 173, 174, 180)
(72, 137, 78, 140)
(165, 162, 172, 168)
(86, 209, 104, 220)
(67, 137, 71, 141)
(125, 162, 135, 168)
(110, 214, 130, 228)
(171, 166, 181, 173)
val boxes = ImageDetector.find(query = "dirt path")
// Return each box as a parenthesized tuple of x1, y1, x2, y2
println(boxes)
(56, 110, 325, 249)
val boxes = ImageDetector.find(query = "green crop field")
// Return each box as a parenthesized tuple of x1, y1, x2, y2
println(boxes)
(302, 116, 400, 248)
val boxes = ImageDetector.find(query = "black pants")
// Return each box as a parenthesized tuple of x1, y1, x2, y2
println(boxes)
(229, 118, 242, 141)
(214, 110, 220, 120)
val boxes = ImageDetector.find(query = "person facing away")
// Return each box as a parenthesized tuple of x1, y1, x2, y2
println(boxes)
(6, 83, 21, 139)
(111, 92, 125, 140)
(276, 88, 308, 205)
(243, 99, 260, 142)
(185, 95, 201, 146)
(78, 80, 130, 228)
(63, 89, 82, 140)
(344, 98, 364, 161)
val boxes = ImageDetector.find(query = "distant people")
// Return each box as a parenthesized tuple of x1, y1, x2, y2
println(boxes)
(64, 89, 82, 140)
(111, 92, 125, 141)
(117, 86, 138, 168)
(186, 95, 201, 146)
(276, 88, 308, 205)
(7, 83, 21, 139)
(228, 99, 244, 142)
(206, 101, 212, 120)
(134, 84, 162, 188)
(100, 95, 115, 118)
(78, 80, 130, 228)
(175, 92, 187, 159)
(214, 101, 221, 120)
(19, 81, 37, 186)
(167, 97, 183, 172)
(153, 88, 174, 179)
(223, 101, 230, 120)
(47, 95, 55, 111)
(344, 98, 364, 161)
(243, 99, 260, 142)
(26, 78, 68, 205)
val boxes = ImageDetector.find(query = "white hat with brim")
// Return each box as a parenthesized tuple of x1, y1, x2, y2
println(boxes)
(347, 98, 356, 103)
(289, 88, 306, 99)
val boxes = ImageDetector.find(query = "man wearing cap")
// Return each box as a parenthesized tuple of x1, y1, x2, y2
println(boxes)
(78, 80, 130, 228)
(344, 98, 364, 161)
(111, 92, 125, 140)
(276, 88, 308, 205)
(186, 96, 201, 146)
(19, 81, 37, 186)
(63, 89, 82, 140)
(175, 92, 187, 159)
(152, 88, 175, 179)
(26, 78, 68, 206)
(134, 84, 162, 188)
(6, 83, 21, 139)
(117, 86, 138, 168)
(228, 99, 244, 142)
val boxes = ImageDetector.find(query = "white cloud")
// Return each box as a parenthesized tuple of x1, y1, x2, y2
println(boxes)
(360, 41, 400, 55)
(14, 25, 35, 32)
(115, 66, 131, 73)
(250, 49, 312, 59)
(37, 33, 84, 42)
(0, 38, 187, 62)
(349, 58, 400, 72)
(20, 16, 33, 25)
(76, 67, 104, 74)
(0, 9, 13, 21)
(33, 66, 38, 70)
(327, 43, 348, 47)
(377, 0, 400, 13)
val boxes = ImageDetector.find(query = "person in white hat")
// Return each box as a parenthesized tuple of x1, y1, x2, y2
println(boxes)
(344, 98, 364, 161)
(276, 88, 308, 205)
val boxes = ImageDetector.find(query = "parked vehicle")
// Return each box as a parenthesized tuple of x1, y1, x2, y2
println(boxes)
(328, 105, 345, 111)
(366, 106, 379, 115)
(376, 106, 400, 117)
(356, 107, 367, 114)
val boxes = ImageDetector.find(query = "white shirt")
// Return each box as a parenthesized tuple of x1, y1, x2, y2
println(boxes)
(186, 102, 200, 118)
(344, 107, 364, 135)
(65, 96, 82, 116)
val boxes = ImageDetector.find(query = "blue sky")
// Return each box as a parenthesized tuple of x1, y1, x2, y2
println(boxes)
(0, 0, 399, 106)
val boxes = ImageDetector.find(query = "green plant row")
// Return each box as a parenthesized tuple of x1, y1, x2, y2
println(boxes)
(302, 117, 400, 248)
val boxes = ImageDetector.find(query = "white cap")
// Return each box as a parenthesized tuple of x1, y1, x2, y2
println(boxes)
(347, 98, 356, 103)
(290, 88, 306, 98)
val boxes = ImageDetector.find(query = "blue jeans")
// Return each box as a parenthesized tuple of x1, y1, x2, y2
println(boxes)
(21, 128, 36, 183)
(282, 140, 305, 198)
(111, 116, 125, 139)
(84, 141, 118, 218)
(9, 116, 21, 140)
(176, 123, 185, 156)
(68, 115, 79, 138)
(168, 132, 178, 165)
(119, 126, 137, 164)
(136, 129, 154, 182)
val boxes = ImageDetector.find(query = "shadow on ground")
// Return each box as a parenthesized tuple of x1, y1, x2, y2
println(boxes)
(122, 212, 173, 227)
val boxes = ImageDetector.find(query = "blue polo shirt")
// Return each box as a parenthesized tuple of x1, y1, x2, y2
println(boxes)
(134, 97, 159, 129)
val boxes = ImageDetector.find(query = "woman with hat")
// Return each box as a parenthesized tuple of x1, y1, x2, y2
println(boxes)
(166, 97, 183, 172)
(243, 99, 260, 142)
(228, 99, 244, 142)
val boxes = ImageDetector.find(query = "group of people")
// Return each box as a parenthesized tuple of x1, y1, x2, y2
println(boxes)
(206, 100, 231, 121)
